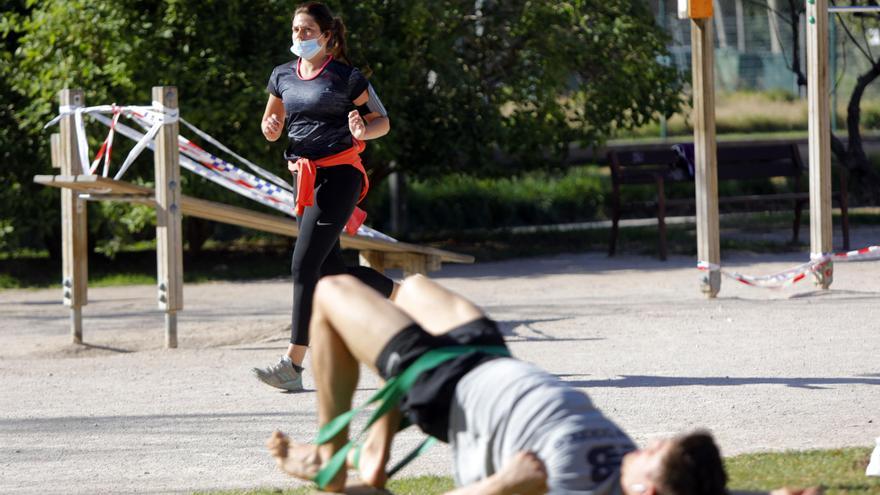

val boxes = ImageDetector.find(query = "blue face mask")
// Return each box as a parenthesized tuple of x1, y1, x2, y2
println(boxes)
(291, 34, 324, 59)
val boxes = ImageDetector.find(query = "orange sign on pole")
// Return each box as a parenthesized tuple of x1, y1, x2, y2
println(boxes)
(678, 0, 713, 19)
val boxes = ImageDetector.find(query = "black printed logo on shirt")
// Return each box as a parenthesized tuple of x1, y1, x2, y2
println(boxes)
(586, 445, 627, 483)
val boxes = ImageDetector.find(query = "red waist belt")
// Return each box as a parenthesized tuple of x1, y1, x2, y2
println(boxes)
(288, 138, 369, 235)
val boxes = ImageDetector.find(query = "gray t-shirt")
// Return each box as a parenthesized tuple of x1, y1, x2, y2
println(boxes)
(449, 358, 635, 494)
(266, 59, 371, 160)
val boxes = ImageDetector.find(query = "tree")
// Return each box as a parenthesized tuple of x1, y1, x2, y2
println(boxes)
(336, 0, 683, 181)
(761, 0, 880, 202)
(2, 0, 292, 253)
(2, 0, 682, 251)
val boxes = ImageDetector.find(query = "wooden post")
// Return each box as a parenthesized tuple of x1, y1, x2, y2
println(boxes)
(806, 0, 834, 288)
(153, 86, 183, 348)
(691, 18, 721, 297)
(58, 90, 88, 343)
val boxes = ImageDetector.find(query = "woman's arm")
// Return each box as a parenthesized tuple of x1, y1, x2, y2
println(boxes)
(261, 95, 286, 142)
(349, 88, 390, 140)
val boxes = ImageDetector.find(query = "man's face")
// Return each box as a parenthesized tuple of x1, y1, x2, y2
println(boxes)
(619, 438, 673, 495)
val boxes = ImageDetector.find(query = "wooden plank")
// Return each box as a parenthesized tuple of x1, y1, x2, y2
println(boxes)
(806, 0, 834, 289)
(35, 174, 154, 196)
(691, 18, 721, 297)
(58, 89, 88, 343)
(359, 251, 386, 273)
(359, 251, 432, 276)
(180, 196, 473, 263)
(35, 175, 475, 267)
(153, 86, 183, 348)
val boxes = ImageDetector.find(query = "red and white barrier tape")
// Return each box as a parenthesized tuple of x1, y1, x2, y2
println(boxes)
(89, 106, 121, 176)
(44, 102, 396, 242)
(698, 245, 880, 289)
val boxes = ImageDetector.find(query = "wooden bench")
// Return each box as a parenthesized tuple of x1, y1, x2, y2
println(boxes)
(607, 143, 850, 260)
(34, 174, 474, 275)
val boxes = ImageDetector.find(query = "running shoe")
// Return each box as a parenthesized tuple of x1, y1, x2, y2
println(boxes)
(251, 358, 303, 392)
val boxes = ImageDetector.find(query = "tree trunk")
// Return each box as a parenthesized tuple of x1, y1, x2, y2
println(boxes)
(367, 157, 394, 188)
(786, 0, 807, 91)
(841, 60, 880, 202)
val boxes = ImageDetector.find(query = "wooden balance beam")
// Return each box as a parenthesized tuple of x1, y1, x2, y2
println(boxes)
(34, 174, 474, 276)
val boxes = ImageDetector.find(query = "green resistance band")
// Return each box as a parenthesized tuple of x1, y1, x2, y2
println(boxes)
(312, 345, 511, 489)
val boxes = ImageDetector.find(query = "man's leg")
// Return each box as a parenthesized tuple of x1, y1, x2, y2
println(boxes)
(394, 274, 485, 335)
(349, 275, 488, 485)
(269, 274, 414, 491)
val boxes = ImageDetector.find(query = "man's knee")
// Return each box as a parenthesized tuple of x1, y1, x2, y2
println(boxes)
(395, 274, 430, 304)
(314, 274, 361, 309)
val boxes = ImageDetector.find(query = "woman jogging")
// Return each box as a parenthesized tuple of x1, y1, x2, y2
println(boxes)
(252, 2, 394, 392)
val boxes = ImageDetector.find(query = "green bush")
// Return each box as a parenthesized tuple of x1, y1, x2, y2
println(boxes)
(860, 100, 880, 129)
(367, 166, 608, 234)
(364, 160, 813, 237)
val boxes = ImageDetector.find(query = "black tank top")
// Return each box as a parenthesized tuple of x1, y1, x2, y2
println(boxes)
(267, 59, 369, 161)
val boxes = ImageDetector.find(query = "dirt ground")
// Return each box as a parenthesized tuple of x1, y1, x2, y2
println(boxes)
(2, 232, 880, 494)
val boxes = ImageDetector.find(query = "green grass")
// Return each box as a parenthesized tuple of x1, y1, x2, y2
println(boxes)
(192, 476, 454, 495)
(0, 242, 296, 289)
(196, 448, 878, 495)
(726, 448, 879, 494)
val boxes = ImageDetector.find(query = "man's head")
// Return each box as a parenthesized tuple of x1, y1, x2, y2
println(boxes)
(620, 430, 728, 495)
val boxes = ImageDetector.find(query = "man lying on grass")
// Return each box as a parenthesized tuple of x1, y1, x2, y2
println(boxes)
(267, 274, 811, 495)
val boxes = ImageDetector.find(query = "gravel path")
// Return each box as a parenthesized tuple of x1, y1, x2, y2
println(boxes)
(1, 245, 879, 494)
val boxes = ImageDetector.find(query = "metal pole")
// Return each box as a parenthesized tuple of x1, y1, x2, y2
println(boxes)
(828, 6, 880, 13)
(659, 0, 668, 140)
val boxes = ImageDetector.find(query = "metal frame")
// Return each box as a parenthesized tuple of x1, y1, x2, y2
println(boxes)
(828, 6, 880, 13)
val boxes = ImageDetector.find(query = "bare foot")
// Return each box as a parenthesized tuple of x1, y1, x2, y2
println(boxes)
(346, 442, 388, 489)
(266, 430, 322, 480)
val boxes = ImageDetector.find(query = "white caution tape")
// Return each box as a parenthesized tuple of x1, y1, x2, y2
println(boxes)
(698, 244, 880, 289)
(74, 107, 90, 175)
(829, 245, 880, 261)
(697, 259, 822, 288)
(91, 112, 296, 217)
(43, 102, 397, 242)
(179, 117, 292, 192)
(151, 101, 180, 123)
(112, 119, 163, 181)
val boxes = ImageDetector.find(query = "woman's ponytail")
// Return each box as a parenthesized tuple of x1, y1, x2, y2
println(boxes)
(330, 17, 351, 65)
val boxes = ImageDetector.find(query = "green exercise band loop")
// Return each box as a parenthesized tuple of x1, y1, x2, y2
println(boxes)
(312, 345, 511, 489)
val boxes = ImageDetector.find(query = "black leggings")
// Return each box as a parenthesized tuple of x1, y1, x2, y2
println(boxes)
(290, 165, 394, 346)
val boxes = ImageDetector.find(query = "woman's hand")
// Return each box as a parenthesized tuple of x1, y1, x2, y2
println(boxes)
(348, 110, 366, 140)
(262, 113, 283, 141)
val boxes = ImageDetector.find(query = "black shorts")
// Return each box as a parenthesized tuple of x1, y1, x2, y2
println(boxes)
(374, 317, 507, 442)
